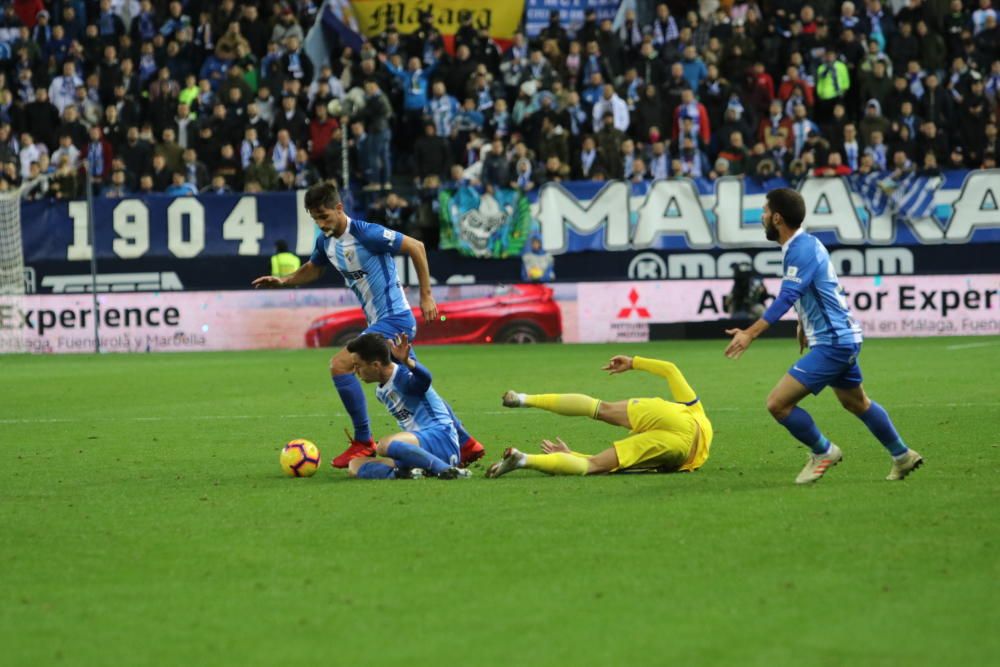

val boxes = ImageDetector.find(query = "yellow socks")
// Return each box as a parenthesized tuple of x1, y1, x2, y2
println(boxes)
(523, 453, 590, 476)
(523, 393, 601, 419)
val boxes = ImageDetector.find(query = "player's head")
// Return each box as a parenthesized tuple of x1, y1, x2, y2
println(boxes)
(305, 181, 347, 237)
(346, 333, 392, 383)
(763, 188, 805, 242)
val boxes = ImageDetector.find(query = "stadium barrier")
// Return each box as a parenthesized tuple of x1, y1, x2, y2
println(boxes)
(3, 275, 997, 354)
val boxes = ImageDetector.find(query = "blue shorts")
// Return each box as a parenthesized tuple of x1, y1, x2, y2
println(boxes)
(363, 312, 418, 360)
(788, 344, 864, 395)
(415, 426, 460, 467)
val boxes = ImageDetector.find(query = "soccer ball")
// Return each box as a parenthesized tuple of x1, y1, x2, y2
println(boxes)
(280, 439, 321, 477)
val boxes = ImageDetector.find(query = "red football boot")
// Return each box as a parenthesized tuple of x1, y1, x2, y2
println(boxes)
(459, 437, 486, 468)
(331, 429, 376, 468)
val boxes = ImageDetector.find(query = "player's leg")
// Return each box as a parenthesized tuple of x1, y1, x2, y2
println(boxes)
(767, 363, 843, 484)
(486, 441, 619, 478)
(832, 383, 923, 480)
(375, 431, 468, 479)
(348, 456, 420, 480)
(330, 347, 375, 467)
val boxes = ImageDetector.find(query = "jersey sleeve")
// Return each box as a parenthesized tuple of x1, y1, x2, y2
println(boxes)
(393, 362, 432, 396)
(779, 240, 820, 297)
(352, 219, 404, 255)
(308, 235, 329, 267)
(762, 239, 819, 324)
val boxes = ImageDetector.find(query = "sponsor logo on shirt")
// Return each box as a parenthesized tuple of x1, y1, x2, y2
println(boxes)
(783, 266, 802, 283)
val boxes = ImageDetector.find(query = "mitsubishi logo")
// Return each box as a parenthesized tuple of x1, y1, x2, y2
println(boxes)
(617, 289, 651, 319)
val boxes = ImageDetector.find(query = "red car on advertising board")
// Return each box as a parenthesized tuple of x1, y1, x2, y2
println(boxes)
(305, 284, 562, 347)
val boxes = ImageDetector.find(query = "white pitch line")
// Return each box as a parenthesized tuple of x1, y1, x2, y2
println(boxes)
(945, 342, 997, 351)
(3, 402, 997, 425)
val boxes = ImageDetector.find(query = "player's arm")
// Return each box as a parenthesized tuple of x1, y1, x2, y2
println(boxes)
(725, 248, 815, 359)
(605, 355, 698, 403)
(389, 335, 432, 395)
(399, 235, 438, 323)
(251, 260, 324, 288)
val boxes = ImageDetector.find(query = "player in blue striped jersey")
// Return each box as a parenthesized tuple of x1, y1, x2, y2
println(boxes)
(252, 182, 484, 468)
(724, 188, 923, 484)
(344, 333, 469, 480)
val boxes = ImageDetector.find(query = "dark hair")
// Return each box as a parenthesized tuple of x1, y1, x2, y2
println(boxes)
(304, 181, 341, 211)
(766, 188, 806, 229)
(346, 333, 391, 365)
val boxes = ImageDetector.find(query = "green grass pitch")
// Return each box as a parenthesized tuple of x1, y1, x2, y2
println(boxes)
(1, 338, 998, 666)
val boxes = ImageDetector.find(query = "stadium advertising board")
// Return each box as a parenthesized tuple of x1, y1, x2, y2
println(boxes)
(3, 275, 996, 354)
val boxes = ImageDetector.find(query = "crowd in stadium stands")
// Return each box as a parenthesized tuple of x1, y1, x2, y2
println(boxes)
(0, 0, 998, 243)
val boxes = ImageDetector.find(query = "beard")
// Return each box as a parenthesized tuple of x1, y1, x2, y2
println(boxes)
(764, 219, 779, 241)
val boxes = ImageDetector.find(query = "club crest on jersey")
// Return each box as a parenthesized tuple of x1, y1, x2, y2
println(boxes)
(346, 249, 355, 263)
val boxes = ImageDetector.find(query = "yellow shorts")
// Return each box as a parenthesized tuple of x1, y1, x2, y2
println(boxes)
(612, 398, 710, 473)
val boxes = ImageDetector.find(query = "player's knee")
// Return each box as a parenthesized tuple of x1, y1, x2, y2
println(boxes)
(330, 354, 353, 375)
(839, 392, 870, 415)
(766, 396, 792, 420)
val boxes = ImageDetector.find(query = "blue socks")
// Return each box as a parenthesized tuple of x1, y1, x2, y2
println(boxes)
(387, 440, 451, 475)
(356, 461, 397, 479)
(333, 373, 371, 442)
(777, 407, 831, 454)
(443, 400, 471, 444)
(858, 401, 909, 457)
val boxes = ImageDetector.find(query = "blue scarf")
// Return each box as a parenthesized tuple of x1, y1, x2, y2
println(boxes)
(88, 141, 103, 178)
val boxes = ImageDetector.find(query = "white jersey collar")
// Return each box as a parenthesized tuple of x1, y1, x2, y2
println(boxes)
(781, 227, 806, 255)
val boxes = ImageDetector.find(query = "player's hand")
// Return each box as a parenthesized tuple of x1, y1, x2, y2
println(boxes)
(541, 437, 571, 454)
(420, 294, 438, 324)
(724, 328, 754, 359)
(797, 323, 807, 354)
(390, 333, 412, 364)
(252, 275, 284, 288)
(602, 355, 633, 374)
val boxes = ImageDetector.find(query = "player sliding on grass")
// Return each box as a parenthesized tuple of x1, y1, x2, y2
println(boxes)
(724, 187, 923, 484)
(252, 181, 484, 469)
(487, 355, 713, 478)
(343, 333, 470, 480)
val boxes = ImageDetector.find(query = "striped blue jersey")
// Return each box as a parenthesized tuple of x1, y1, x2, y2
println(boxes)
(375, 362, 453, 433)
(309, 218, 411, 325)
(768, 229, 864, 347)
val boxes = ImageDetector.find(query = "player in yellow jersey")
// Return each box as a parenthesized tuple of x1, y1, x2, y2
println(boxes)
(486, 355, 712, 478)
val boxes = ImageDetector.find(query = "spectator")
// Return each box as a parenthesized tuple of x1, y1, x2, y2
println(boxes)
(150, 153, 172, 191)
(51, 133, 81, 171)
(84, 126, 113, 188)
(859, 99, 891, 146)
(48, 60, 82, 115)
(101, 168, 130, 197)
(181, 147, 209, 191)
(155, 127, 183, 173)
(245, 145, 278, 191)
(596, 112, 625, 178)
(271, 128, 296, 173)
(573, 134, 605, 180)
(165, 170, 197, 196)
(673, 88, 711, 146)
(591, 83, 629, 133)
(203, 174, 232, 194)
